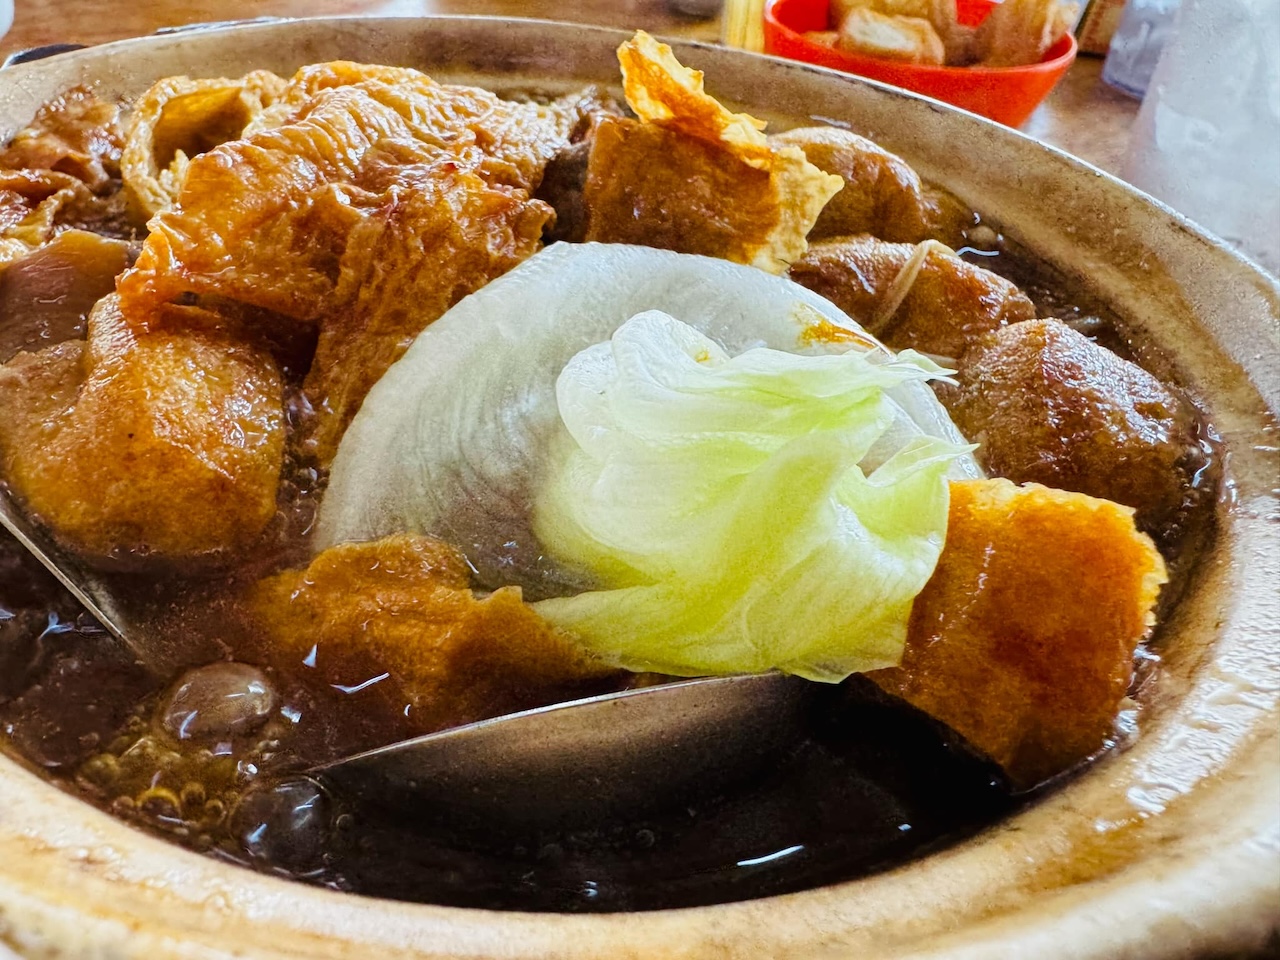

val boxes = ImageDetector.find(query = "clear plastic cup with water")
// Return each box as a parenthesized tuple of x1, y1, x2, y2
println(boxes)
(1122, 0, 1280, 275)
(1102, 0, 1182, 98)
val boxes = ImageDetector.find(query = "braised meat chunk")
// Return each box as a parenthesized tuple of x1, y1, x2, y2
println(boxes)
(789, 235, 1036, 358)
(870, 479, 1166, 787)
(0, 229, 132, 362)
(0, 86, 124, 192)
(0, 294, 284, 561)
(944, 319, 1210, 542)
(770, 126, 942, 243)
(250, 535, 619, 736)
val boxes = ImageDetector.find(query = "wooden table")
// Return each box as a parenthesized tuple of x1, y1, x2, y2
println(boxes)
(0, 0, 1140, 173)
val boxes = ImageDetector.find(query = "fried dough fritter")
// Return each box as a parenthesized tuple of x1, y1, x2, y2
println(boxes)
(870, 478, 1166, 788)
(789, 235, 1036, 358)
(837, 9, 947, 65)
(583, 32, 841, 273)
(250, 535, 619, 736)
(0, 294, 284, 561)
(974, 0, 1078, 67)
(943, 319, 1210, 542)
(770, 127, 942, 243)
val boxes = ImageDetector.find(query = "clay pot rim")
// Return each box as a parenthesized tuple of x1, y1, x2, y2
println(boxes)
(0, 17, 1276, 960)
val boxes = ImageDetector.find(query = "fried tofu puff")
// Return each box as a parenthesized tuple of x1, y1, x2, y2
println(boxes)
(0, 294, 284, 562)
(249, 535, 619, 735)
(870, 479, 1166, 788)
(943, 319, 1211, 543)
(788, 235, 1036, 358)
(583, 32, 841, 273)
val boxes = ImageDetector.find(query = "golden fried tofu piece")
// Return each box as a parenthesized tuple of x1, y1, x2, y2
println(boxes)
(870, 479, 1166, 787)
(770, 127, 940, 243)
(975, 0, 1078, 67)
(250, 535, 619, 735)
(789, 235, 1036, 358)
(0, 86, 123, 191)
(834, 0, 974, 64)
(120, 71, 287, 222)
(944, 319, 1210, 542)
(116, 68, 579, 330)
(300, 159, 552, 463)
(583, 31, 841, 273)
(837, 9, 946, 65)
(0, 294, 284, 561)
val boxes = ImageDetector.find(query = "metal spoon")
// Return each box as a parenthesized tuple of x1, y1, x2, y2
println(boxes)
(313, 672, 820, 825)
(0, 488, 224, 675)
(0, 492, 820, 822)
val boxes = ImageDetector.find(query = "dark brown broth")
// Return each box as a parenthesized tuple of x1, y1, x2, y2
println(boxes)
(0, 235, 1214, 913)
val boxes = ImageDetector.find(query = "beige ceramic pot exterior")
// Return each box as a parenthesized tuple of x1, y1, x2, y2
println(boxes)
(0, 17, 1277, 960)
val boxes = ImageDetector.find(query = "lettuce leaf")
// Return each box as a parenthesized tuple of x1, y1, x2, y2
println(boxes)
(533, 310, 969, 681)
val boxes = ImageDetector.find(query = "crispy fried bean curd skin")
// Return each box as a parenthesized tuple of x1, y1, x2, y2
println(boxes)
(121, 70, 288, 223)
(583, 32, 841, 273)
(870, 479, 1167, 788)
(0, 295, 284, 561)
(789, 234, 1036, 358)
(944, 319, 1207, 539)
(249, 535, 619, 735)
(116, 65, 586, 329)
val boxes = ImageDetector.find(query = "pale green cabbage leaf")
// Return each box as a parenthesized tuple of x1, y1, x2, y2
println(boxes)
(533, 310, 970, 681)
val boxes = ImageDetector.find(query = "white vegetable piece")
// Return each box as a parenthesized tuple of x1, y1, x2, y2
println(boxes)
(318, 242, 980, 609)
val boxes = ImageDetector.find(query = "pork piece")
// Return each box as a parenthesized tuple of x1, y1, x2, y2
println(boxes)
(0, 86, 124, 192)
(789, 235, 1036, 358)
(299, 157, 552, 463)
(771, 126, 972, 243)
(533, 87, 625, 244)
(0, 294, 284, 561)
(582, 32, 840, 273)
(870, 479, 1166, 788)
(944, 319, 1208, 541)
(770, 128, 937, 243)
(0, 169, 127, 266)
(250, 535, 619, 736)
(0, 229, 132, 362)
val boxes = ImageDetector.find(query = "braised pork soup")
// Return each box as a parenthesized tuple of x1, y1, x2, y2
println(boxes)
(0, 33, 1217, 911)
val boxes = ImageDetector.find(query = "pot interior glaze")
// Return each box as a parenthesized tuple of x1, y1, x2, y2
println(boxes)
(0, 17, 1276, 960)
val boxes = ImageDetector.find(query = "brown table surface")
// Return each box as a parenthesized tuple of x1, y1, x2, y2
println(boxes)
(1, 0, 1140, 174)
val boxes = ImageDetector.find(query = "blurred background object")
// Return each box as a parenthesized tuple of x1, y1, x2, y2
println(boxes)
(0, 0, 11, 42)
(1074, 0, 1125, 54)
(1122, 0, 1280, 274)
(1101, 0, 1179, 97)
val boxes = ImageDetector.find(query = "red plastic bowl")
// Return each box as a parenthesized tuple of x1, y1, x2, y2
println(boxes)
(763, 0, 1077, 127)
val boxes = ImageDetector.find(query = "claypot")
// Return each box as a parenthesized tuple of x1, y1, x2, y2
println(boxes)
(0, 17, 1276, 960)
